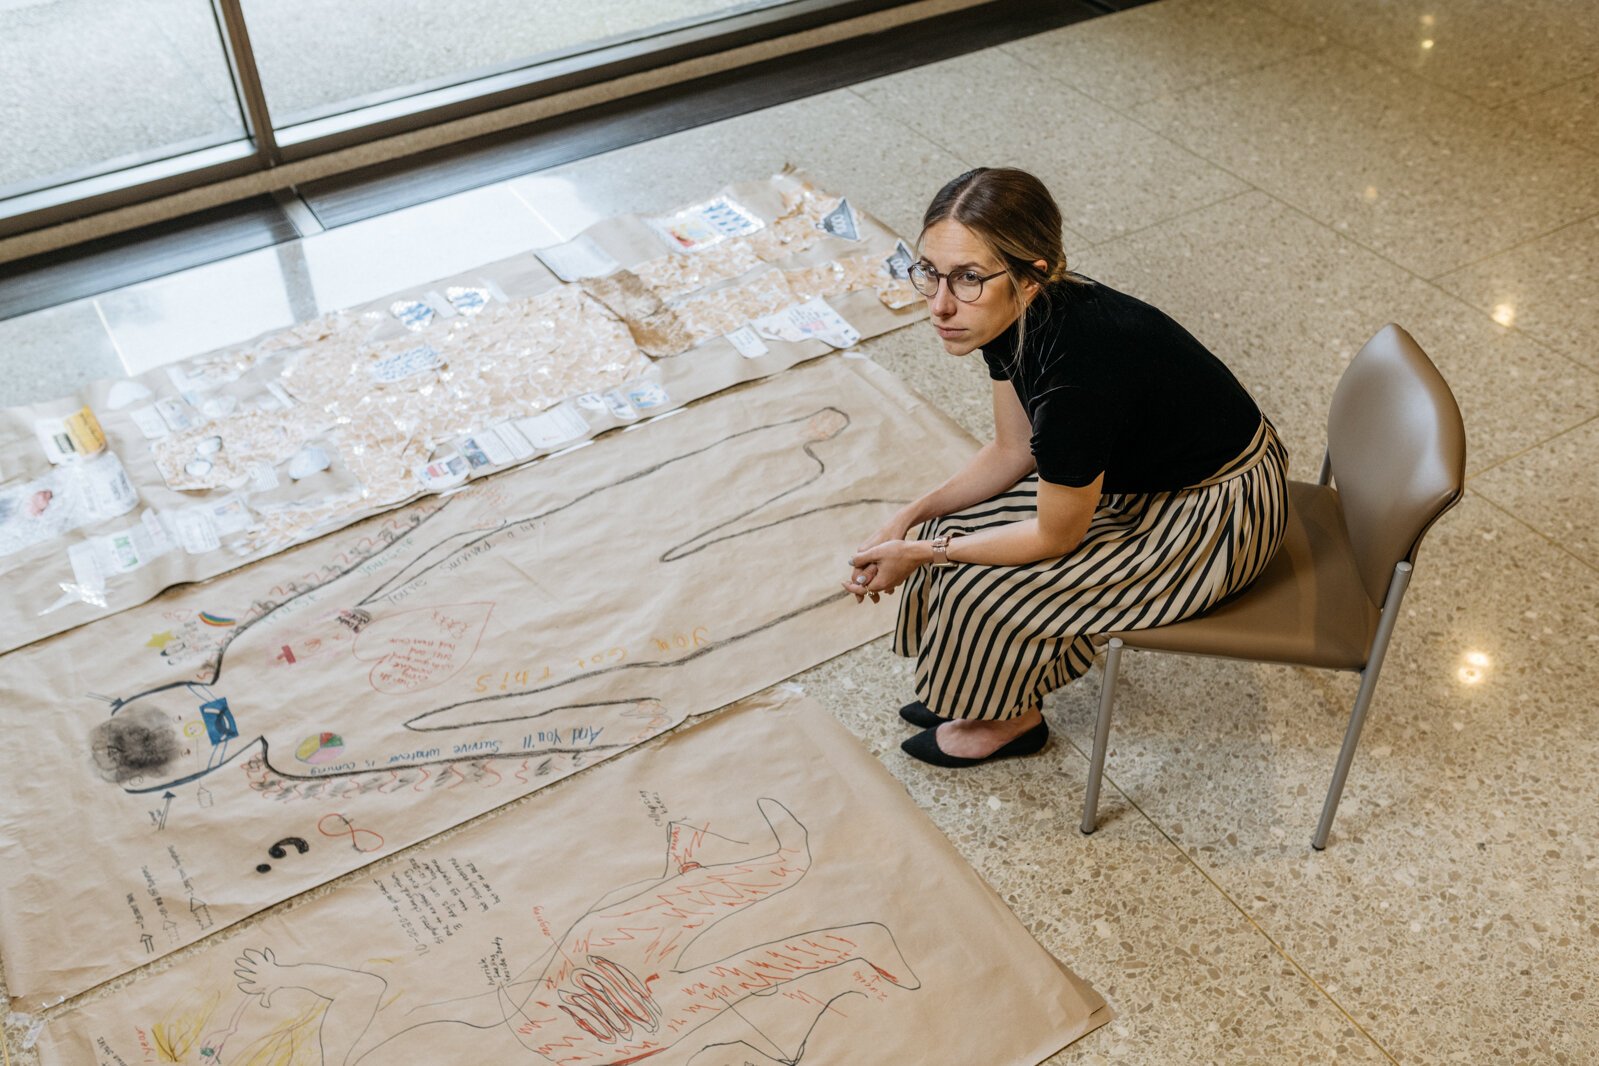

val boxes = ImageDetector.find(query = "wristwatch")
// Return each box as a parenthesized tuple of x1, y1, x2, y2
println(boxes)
(930, 534, 957, 568)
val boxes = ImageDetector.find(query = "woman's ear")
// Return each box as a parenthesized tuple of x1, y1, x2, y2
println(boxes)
(1021, 258, 1049, 302)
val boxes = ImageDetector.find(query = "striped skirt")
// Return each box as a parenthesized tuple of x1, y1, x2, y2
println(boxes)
(893, 418, 1289, 721)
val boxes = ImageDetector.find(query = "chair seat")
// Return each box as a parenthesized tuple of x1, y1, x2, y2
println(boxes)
(1111, 481, 1380, 670)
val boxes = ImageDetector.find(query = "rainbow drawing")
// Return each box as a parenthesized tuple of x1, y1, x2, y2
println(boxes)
(198, 612, 235, 627)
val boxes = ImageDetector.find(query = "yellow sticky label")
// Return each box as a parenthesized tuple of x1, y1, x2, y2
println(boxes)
(63, 406, 107, 457)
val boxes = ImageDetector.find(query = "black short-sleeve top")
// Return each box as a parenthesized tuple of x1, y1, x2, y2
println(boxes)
(981, 275, 1262, 494)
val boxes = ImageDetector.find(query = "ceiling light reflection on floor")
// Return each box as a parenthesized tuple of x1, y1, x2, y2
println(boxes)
(1458, 650, 1491, 685)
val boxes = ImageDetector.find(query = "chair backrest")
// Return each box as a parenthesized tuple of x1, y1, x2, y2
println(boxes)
(1327, 324, 1466, 605)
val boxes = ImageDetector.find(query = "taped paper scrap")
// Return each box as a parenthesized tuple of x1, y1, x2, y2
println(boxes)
(0, 452, 138, 560)
(65, 509, 174, 595)
(34, 406, 107, 464)
(754, 297, 863, 350)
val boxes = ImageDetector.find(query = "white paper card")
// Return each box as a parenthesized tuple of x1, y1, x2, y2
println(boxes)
(535, 235, 621, 282)
(175, 509, 221, 554)
(726, 326, 770, 359)
(490, 421, 535, 461)
(127, 406, 170, 440)
(752, 298, 862, 350)
(513, 406, 590, 449)
(155, 398, 198, 433)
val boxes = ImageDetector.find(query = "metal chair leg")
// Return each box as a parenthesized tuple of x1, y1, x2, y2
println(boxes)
(1081, 637, 1123, 835)
(1312, 562, 1412, 850)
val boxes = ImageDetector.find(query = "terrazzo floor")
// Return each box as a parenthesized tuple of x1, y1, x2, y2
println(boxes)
(4, 0, 1598, 1061)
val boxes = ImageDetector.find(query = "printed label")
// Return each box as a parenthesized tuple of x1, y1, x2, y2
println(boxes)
(391, 300, 436, 332)
(371, 345, 443, 385)
(885, 239, 915, 279)
(817, 198, 861, 241)
(445, 286, 491, 316)
(34, 406, 108, 463)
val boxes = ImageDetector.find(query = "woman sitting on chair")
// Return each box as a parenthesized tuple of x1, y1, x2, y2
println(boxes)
(846, 167, 1288, 767)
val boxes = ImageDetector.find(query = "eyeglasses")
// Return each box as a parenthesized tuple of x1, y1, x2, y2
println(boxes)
(907, 262, 1007, 303)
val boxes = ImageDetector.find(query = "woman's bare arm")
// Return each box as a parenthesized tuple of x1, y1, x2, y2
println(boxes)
(845, 382, 1105, 596)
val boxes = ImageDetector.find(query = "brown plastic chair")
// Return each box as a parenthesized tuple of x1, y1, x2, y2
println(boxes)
(1080, 324, 1466, 849)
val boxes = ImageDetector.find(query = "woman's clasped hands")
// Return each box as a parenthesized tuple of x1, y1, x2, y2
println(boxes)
(843, 516, 923, 604)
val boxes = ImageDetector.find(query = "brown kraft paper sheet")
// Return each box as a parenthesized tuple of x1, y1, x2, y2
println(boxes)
(0, 356, 975, 1009)
(36, 688, 1110, 1066)
(0, 170, 924, 654)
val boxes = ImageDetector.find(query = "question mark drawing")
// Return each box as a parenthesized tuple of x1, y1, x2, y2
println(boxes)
(256, 837, 309, 873)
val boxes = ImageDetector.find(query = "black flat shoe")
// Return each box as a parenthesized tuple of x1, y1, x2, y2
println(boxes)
(900, 720, 1049, 768)
(898, 701, 948, 729)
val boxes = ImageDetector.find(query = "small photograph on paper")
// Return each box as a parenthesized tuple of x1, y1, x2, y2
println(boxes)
(626, 380, 670, 410)
(460, 428, 515, 469)
(415, 453, 470, 491)
(649, 196, 764, 252)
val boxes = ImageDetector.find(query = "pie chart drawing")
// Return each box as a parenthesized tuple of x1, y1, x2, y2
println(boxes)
(295, 732, 346, 764)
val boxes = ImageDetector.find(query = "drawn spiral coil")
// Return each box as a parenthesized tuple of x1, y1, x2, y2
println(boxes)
(556, 956, 662, 1043)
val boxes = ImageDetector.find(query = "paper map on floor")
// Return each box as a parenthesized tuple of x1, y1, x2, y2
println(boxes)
(36, 689, 1109, 1066)
(0, 356, 976, 1008)
(0, 169, 924, 653)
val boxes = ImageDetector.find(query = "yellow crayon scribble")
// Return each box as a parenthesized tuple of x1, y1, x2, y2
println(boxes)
(233, 1001, 328, 1066)
(152, 989, 220, 1062)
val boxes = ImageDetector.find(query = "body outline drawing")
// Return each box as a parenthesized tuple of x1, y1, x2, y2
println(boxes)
(94, 407, 906, 794)
(206, 798, 920, 1065)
